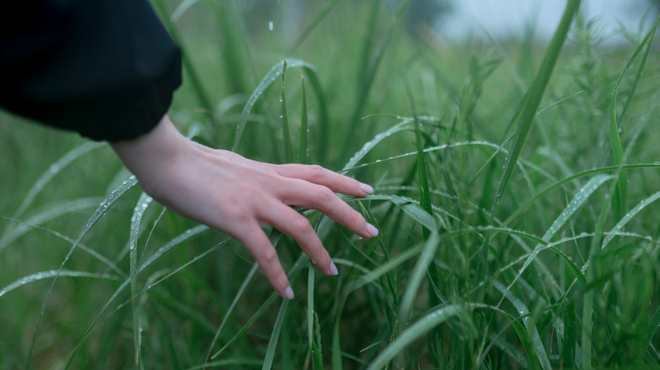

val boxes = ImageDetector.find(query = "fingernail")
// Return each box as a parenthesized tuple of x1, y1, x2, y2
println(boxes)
(366, 223, 379, 237)
(284, 286, 294, 300)
(329, 262, 338, 276)
(359, 182, 374, 194)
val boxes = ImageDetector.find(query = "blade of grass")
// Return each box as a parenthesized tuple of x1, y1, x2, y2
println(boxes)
(0, 198, 102, 250)
(152, 0, 215, 123)
(481, 0, 581, 284)
(262, 299, 289, 370)
(312, 313, 324, 370)
(211, 252, 308, 359)
(64, 237, 232, 369)
(130, 193, 153, 365)
(9, 142, 103, 222)
(307, 262, 315, 360)
(505, 163, 660, 225)
(496, 175, 611, 307)
(300, 75, 309, 164)
(342, 0, 413, 159)
(563, 301, 577, 369)
(25, 176, 138, 369)
(607, 17, 658, 225)
(0, 271, 121, 298)
(287, 0, 345, 55)
(184, 358, 263, 369)
(398, 228, 439, 324)
(280, 61, 294, 163)
(232, 59, 324, 153)
(365, 305, 464, 370)
(494, 281, 552, 370)
(203, 230, 282, 369)
(618, 16, 660, 128)
(0, 216, 125, 276)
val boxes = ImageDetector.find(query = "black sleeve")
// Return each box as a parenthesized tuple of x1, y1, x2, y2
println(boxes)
(0, 0, 182, 141)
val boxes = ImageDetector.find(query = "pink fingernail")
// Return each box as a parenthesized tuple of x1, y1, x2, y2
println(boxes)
(366, 223, 379, 237)
(329, 262, 338, 276)
(284, 286, 294, 300)
(360, 182, 374, 194)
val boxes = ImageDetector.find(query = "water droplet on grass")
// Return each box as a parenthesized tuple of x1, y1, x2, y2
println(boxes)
(269, 21, 273, 31)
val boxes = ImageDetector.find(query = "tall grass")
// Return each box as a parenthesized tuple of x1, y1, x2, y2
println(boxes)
(2, 1, 660, 369)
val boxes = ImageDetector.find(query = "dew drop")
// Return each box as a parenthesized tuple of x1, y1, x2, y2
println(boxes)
(268, 21, 273, 31)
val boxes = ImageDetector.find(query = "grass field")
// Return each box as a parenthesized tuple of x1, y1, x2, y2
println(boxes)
(2, 0, 660, 369)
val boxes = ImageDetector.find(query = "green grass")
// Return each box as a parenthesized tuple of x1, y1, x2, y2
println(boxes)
(2, 0, 660, 369)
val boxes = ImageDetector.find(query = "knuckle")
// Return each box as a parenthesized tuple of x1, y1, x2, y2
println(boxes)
(261, 247, 279, 264)
(229, 208, 251, 223)
(349, 209, 366, 226)
(308, 165, 326, 181)
(291, 214, 312, 234)
(316, 186, 335, 203)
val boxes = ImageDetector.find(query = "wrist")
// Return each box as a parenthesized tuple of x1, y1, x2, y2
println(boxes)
(110, 115, 188, 194)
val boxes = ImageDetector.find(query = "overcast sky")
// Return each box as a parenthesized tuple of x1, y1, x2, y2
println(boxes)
(441, 0, 655, 42)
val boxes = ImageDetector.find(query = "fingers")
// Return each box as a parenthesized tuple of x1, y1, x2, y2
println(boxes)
(261, 204, 338, 276)
(274, 164, 373, 197)
(235, 223, 294, 299)
(280, 180, 379, 239)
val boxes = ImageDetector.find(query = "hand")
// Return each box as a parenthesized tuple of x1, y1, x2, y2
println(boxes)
(110, 116, 378, 299)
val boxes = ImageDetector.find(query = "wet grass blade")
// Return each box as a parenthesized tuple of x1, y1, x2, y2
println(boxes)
(211, 253, 308, 359)
(482, 0, 581, 280)
(618, 16, 660, 127)
(602, 190, 660, 250)
(365, 305, 464, 370)
(280, 61, 294, 163)
(203, 230, 281, 368)
(262, 299, 289, 370)
(130, 193, 153, 365)
(647, 304, 660, 350)
(299, 75, 309, 164)
(24, 176, 138, 369)
(307, 262, 315, 359)
(0, 216, 125, 276)
(496, 175, 611, 306)
(608, 17, 658, 223)
(398, 228, 439, 324)
(0, 198, 102, 250)
(505, 163, 660, 225)
(9, 142, 103, 221)
(0, 270, 121, 298)
(563, 301, 577, 369)
(232, 59, 323, 153)
(494, 282, 552, 370)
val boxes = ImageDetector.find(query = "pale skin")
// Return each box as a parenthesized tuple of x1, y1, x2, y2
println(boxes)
(110, 115, 379, 300)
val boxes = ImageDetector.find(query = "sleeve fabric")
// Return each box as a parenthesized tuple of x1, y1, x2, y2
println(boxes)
(0, 0, 182, 141)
